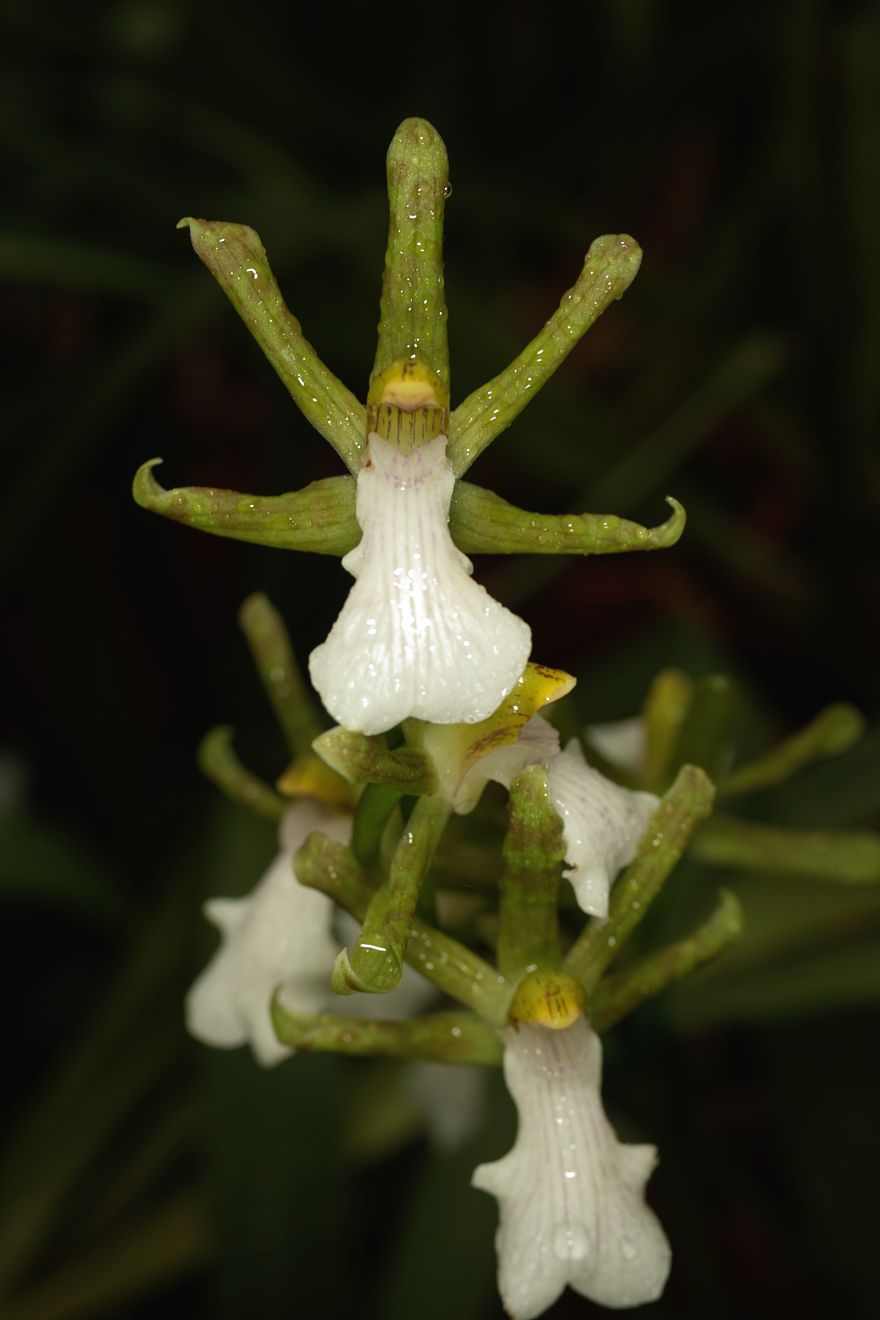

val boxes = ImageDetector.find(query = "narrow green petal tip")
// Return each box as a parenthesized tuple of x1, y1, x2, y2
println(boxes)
(655, 496, 687, 547)
(132, 457, 165, 509)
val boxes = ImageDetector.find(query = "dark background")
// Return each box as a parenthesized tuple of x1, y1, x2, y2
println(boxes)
(2, 2, 879, 1318)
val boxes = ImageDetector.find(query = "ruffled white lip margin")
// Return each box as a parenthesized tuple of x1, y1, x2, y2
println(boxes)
(185, 801, 437, 1067)
(184, 800, 349, 1066)
(309, 433, 531, 735)
(473, 1019, 671, 1317)
(546, 739, 658, 919)
(472, 718, 658, 919)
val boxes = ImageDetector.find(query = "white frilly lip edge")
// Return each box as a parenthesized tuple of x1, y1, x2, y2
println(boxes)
(546, 740, 659, 918)
(185, 801, 440, 1067)
(472, 1019, 671, 1317)
(184, 801, 350, 1066)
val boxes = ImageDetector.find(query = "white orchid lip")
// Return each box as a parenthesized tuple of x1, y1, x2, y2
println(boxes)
(451, 716, 656, 917)
(473, 1019, 671, 1317)
(184, 800, 349, 1067)
(309, 431, 531, 735)
(185, 801, 440, 1067)
(546, 739, 659, 918)
(586, 715, 646, 777)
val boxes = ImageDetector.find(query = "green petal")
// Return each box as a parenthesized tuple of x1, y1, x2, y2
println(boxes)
(196, 726, 284, 823)
(314, 728, 437, 795)
(565, 764, 716, 991)
(448, 233, 642, 474)
(591, 889, 743, 1031)
(692, 815, 880, 884)
(132, 459, 359, 555)
(718, 703, 865, 797)
(449, 484, 685, 555)
(178, 217, 365, 470)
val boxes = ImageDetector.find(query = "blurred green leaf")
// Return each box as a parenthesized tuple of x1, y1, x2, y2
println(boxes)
(0, 817, 126, 926)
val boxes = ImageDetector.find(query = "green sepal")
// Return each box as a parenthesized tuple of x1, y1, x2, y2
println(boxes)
(590, 888, 743, 1031)
(333, 796, 452, 995)
(271, 995, 502, 1065)
(196, 725, 284, 823)
(178, 217, 365, 471)
(565, 764, 716, 991)
(497, 767, 564, 979)
(448, 233, 643, 474)
(135, 459, 685, 565)
(238, 592, 324, 758)
(294, 831, 510, 1024)
(718, 703, 865, 798)
(372, 119, 450, 405)
(132, 460, 359, 555)
(692, 815, 880, 884)
(314, 728, 437, 795)
(449, 485, 686, 556)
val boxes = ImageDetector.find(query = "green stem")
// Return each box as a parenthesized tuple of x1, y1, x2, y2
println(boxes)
(294, 832, 510, 1025)
(178, 218, 365, 470)
(238, 593, 323, 758)
(641, 669, 695, 792)
(669, 673, 734, 781)
(196, 726, 284, 823)
(497, 767, 564, 978)
(692, 814, 880, 884)
(718, 703, 864, 797)
(132, 461, 358, 555)
(331, 797, 452, 995)
(565, 765, 715, 991)
(314, 728, 437, 795)
(372, 118, 449, 403)
(350, 783, 403, 870)
(590, 888, 743, 1031)
(449, 484, 685, 555)
(448, 233, 642, 474)
(271, 1000, 501, 1065)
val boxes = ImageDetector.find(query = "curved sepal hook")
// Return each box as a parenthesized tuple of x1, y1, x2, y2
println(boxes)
(132, 458, 359, 555)
(449, 486, 686, 555)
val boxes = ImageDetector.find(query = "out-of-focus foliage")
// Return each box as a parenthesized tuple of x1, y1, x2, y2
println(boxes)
(2, 2, 879, 1318)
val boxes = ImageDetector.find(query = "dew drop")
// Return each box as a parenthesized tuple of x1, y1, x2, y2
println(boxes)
(554, 1224, 589, 1261)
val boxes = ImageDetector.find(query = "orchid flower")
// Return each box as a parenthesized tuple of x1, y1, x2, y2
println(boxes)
(473, 1016, 671, 1317)
(409, 674, 659, 919)
(185, 798, 350, 1066)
